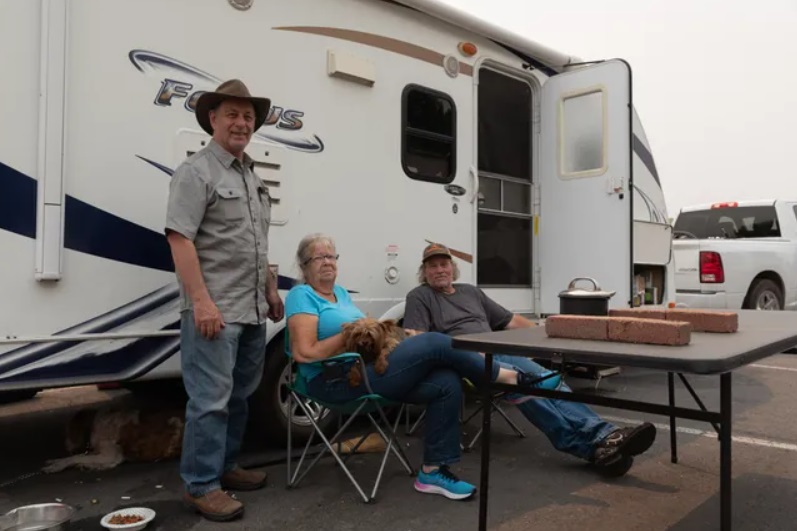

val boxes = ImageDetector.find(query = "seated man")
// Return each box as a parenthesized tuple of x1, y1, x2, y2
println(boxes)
(403, 243, 657, 476)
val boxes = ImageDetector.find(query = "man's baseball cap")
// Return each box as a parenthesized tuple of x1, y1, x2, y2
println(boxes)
(422, 243, 452, 262)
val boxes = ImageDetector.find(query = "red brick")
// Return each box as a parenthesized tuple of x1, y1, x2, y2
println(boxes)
(545, 315, 608, 340)
(608, 317, 692, 346)
(664, 309, 738, 333)
(608, 308, 667, 320)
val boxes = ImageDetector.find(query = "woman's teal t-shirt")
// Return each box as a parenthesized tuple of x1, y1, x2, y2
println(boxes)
(284, 284, 365, 380)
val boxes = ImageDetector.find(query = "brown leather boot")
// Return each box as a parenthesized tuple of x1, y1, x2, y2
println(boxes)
(221, 466, 268, 491)
(183, 489, 244, 522)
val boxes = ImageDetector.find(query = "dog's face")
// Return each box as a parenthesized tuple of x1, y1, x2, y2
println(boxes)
(341, 318, 400, 357)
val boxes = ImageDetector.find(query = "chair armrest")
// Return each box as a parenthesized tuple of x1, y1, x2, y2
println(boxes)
(305, 352, 363, 367)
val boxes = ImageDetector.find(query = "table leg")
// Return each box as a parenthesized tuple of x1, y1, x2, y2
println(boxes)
(478, 352, 493, 531)
(720, 372, 732, 530)
(668, 372, 678, 464)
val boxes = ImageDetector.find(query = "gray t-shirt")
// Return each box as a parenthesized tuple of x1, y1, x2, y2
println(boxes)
(403, 283, 513, 336)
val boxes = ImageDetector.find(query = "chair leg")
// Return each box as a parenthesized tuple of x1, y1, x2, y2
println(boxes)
(366, 406, 415, 501)
(369, 403, 416, 477)
(463, 396, 526, 451)
(291, 397, 372, 503)
(491, 400, 526, 438)
(406, 408, 426, 436)
(286, 391, 293, 487)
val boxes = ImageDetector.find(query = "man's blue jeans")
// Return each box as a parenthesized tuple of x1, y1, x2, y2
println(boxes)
(493, 353, 617, 461)
(179, 310, 268, 497)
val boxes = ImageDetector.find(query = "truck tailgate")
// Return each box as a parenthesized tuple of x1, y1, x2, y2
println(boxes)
(673, 240, 702, 292)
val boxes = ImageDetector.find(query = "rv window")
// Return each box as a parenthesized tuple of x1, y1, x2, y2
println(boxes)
(560, 89, 606, 177)
(402, 85, 456, 183)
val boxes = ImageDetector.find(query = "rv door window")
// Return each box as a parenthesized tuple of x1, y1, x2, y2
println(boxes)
(402, 85, 456, 184)
(560, 88, 607, 177)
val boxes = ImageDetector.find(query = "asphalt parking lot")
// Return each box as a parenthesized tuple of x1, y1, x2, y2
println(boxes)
(1, 355, 796, 530)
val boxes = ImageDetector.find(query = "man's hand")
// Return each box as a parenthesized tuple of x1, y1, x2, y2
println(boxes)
(505, 314, 538, 330)
(194, 297, 225, 340)
(404, 328, 423, 337)
(267, 290, 284, 322)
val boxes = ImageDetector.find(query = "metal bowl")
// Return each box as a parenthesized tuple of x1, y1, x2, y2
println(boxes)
(0, 503, 75, 531)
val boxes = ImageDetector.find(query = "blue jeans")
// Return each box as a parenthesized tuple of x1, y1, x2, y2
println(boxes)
(493, 353, 617, 460)
(179, 310, 268, 497)
(306, 332, 500, 467)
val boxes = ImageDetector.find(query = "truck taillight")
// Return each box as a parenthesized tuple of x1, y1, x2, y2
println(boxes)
(700, 251, 724, 283)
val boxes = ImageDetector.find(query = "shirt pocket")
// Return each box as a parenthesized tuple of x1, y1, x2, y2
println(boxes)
(215, 187, 245, 222)
(257, 185, 272, 225)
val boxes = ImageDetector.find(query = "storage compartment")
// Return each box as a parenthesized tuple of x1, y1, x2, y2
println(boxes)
(633, 265, 666, 306)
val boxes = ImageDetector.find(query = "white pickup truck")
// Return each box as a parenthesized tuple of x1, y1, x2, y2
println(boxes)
(672, 199, 797, 311)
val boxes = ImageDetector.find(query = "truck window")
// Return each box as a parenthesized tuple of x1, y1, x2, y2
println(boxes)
(674, 205, 781, 239)
(401, 85, 456, 184)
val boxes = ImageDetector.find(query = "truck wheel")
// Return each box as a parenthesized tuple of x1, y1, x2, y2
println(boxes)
(744, 279, 783, 311)
(248, 334, 335, 447)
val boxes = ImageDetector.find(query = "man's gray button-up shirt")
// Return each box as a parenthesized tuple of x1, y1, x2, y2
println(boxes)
(165, 139, 272, 325)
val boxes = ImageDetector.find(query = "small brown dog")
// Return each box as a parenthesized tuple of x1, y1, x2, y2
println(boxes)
(340, 318, 407, 387)
(42, 403, 185, 473)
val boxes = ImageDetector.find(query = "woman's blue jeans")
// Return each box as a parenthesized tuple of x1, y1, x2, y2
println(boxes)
(306, 331, 499, 467)
(493, 354, 617, 461)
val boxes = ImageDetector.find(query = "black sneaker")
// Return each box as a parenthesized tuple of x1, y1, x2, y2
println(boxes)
(598, 454, 634, 478)
(592, 422, 657, 466)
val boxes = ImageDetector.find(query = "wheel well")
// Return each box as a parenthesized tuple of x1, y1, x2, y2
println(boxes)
(744, 271, 784, 303)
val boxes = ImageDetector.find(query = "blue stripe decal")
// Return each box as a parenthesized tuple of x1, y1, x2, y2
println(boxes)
(0, 159, 300, 289)
(65, 194, 175, 272)
(0, 161, 37, 239)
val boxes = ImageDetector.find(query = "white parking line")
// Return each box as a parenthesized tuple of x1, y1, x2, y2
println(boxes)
(602, 415, 797, 452)
(749, 364, 797, 373)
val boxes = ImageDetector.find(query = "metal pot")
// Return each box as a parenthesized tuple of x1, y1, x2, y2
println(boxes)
(558, 277, 616, 316)
(0, 503, 75, 531)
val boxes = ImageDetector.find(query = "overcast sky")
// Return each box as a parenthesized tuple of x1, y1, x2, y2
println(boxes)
(443, 0, 797, 217)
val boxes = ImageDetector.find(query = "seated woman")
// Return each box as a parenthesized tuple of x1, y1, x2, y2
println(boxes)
(284, 233, 550, 501)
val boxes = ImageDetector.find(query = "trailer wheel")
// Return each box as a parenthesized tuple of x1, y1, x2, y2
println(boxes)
(248, 334, 335, 447)
(744, 279, 783, 311)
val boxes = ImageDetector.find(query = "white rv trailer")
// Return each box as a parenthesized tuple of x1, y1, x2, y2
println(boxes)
(0, 0, 674, 443)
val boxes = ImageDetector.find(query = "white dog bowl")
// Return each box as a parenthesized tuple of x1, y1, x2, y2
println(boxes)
(100, 507, 156, 531)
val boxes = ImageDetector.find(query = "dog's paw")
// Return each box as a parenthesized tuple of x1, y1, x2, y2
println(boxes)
(374, 356, 389, 375)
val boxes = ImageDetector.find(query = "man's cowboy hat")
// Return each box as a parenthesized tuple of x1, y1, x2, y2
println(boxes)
(194, 79, 271, 136)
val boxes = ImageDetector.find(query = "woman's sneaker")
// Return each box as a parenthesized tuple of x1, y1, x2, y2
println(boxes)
(414, 466, 476, 500)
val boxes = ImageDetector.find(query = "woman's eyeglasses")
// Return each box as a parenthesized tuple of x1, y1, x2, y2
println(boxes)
(304, 254, 339, 265)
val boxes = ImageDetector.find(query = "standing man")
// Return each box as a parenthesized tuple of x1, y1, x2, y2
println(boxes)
(403, 243, 657, 477)
(165, 79, 284, 521)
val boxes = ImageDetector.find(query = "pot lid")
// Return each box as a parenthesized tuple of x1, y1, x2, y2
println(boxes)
(558, 277, 616, 299)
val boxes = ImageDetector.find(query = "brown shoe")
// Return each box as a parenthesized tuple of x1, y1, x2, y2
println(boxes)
(183, 489, 244, 522)
(221, 467, 268, 491)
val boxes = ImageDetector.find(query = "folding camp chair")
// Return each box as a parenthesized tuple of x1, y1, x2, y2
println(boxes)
(284, 332, 416, 503)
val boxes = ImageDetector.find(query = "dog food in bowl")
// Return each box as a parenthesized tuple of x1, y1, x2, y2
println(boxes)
(100, 507, 155, 531)
(109, 514, 144, 525)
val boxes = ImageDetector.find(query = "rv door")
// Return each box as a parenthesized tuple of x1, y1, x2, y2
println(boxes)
(539, 59, 633, 314)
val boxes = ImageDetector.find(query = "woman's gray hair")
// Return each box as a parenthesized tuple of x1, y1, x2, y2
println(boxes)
(295, 233, 336, 284)
(417, 258, 460, 284)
